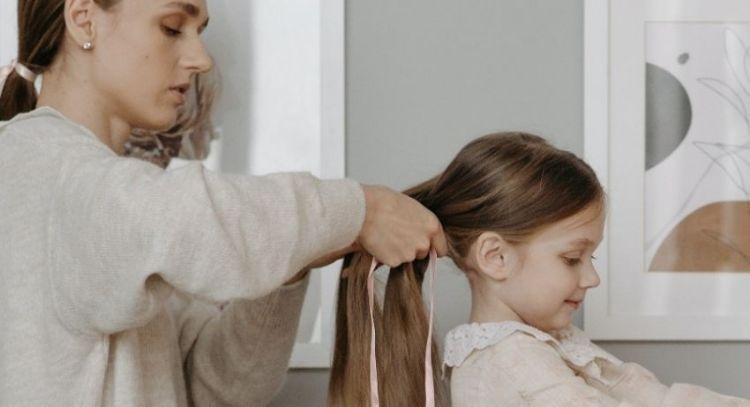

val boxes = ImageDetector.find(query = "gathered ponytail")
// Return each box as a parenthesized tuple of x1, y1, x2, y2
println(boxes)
(0, 68, 38, 120)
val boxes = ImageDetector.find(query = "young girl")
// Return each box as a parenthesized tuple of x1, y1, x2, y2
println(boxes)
(0, 0, 447, 406)
(330, 132, 750, 406)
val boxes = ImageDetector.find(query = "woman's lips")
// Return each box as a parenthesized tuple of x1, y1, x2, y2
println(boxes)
(170, 88, 186, 104)
(565, 300, 582, 310)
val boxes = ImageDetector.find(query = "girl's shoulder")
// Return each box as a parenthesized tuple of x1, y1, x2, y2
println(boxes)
(443, 321, 621, 372)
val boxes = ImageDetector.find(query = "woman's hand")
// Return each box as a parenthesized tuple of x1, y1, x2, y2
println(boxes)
(358, 185, 447, 267)
(285, 184, 448, 285)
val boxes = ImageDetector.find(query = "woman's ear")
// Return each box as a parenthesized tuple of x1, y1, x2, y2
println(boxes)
(467, 232, 513, 282)
(65, 0, 97, 49)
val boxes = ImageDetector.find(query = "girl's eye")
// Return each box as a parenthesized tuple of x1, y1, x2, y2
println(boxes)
(563, 257, 581, 266)
(162, 26, 182, 37)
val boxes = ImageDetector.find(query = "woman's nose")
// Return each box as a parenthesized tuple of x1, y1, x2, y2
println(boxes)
(183, 38, 214, 74)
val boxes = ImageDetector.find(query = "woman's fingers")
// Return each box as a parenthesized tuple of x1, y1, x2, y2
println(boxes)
(430, 222, 449, 257)
(358, 184, 447, 267)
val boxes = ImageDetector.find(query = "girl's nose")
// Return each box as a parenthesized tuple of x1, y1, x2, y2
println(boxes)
(580, 262, 601, 289)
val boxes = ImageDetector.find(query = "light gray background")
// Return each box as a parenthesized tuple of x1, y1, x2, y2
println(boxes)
(270, 0, 750, 405)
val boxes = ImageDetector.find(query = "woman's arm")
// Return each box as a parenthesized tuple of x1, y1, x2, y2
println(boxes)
(168, 277, 309, 406)
(50, 149, 364, 336)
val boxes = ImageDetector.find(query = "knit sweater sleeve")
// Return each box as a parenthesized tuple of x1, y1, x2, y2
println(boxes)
(48, 148, 363, 336)
(168, 277, 310, 406)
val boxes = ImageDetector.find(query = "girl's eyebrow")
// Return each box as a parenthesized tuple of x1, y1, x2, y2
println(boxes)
(164, 1, 210, 28)
(565, 238, 595, 249)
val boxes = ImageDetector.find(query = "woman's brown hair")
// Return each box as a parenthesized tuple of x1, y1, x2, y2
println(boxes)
(0, 0, 120, 120)
(328, 132, 604, 406)
(125, 68, 220, 168)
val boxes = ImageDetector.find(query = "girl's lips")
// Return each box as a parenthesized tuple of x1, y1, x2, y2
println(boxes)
(565, 300, 581, 309)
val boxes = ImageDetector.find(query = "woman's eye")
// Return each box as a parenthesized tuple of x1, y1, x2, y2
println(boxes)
(162, 26, 182, 37)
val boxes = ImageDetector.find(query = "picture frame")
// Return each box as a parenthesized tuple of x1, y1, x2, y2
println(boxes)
(584, 0, 750, 340)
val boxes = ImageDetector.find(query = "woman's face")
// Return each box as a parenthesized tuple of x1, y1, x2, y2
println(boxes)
(89, 0, 212, 130)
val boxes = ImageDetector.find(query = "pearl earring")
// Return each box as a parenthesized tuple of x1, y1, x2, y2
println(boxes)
(82, 41, 93, 50)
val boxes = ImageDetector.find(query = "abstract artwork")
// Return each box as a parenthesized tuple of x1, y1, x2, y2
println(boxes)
(646, 24, 750, 273)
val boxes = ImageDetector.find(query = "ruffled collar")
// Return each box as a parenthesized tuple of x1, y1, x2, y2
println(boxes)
(443, 321, 621, 371)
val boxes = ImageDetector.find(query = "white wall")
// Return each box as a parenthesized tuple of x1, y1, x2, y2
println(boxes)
(0, 2, 17, 63)
(203, 0, 323, 176)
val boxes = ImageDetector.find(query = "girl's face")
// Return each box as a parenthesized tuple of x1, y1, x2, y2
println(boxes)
(499, 205, 604, 332)
(89, 0, 212, 130)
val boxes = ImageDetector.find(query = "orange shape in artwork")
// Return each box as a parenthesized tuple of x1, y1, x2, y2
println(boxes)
(650, 201, 750, 272)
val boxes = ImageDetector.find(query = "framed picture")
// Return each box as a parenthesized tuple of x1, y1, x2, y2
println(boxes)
(584, 0, 750, 340)
(0, 0, 345, 366)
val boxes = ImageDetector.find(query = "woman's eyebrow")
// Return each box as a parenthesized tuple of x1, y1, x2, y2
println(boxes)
(164, 1, 209, 27)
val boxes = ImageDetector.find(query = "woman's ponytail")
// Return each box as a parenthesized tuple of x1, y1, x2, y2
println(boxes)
(0, 67, 38, 121)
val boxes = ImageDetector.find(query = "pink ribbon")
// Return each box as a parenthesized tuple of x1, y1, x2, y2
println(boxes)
(367, 249, 437, 407)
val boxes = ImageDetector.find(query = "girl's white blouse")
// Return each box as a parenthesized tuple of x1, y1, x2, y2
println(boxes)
(443, 321, 750, 406)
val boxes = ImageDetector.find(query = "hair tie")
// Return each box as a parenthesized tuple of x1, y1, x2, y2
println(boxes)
(0, 59, 38, 97)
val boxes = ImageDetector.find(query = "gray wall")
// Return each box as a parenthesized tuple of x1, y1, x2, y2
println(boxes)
(271, 0, 750, 405)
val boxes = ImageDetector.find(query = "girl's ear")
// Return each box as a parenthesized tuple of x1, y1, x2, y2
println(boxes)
(467, 232, 513, 282)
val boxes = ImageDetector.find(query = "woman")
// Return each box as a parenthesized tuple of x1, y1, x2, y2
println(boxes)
(0, 0, 447, 406)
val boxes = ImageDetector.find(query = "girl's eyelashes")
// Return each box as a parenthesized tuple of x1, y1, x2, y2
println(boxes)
(563, 257, 581, 266)
(562, 255, 596, 266)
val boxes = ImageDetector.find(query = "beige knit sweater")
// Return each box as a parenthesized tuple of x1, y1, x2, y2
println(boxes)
(0, 107, 365, 406)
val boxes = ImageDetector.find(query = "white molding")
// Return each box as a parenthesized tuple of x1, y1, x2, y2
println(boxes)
(290, 0, 345, 367)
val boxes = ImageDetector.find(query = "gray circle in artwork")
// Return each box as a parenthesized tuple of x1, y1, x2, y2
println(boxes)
(678, 53, 689, 64)
(645, 63, 693, 170)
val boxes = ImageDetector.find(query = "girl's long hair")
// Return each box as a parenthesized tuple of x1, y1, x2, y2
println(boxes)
(328, 132, 604, 406)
